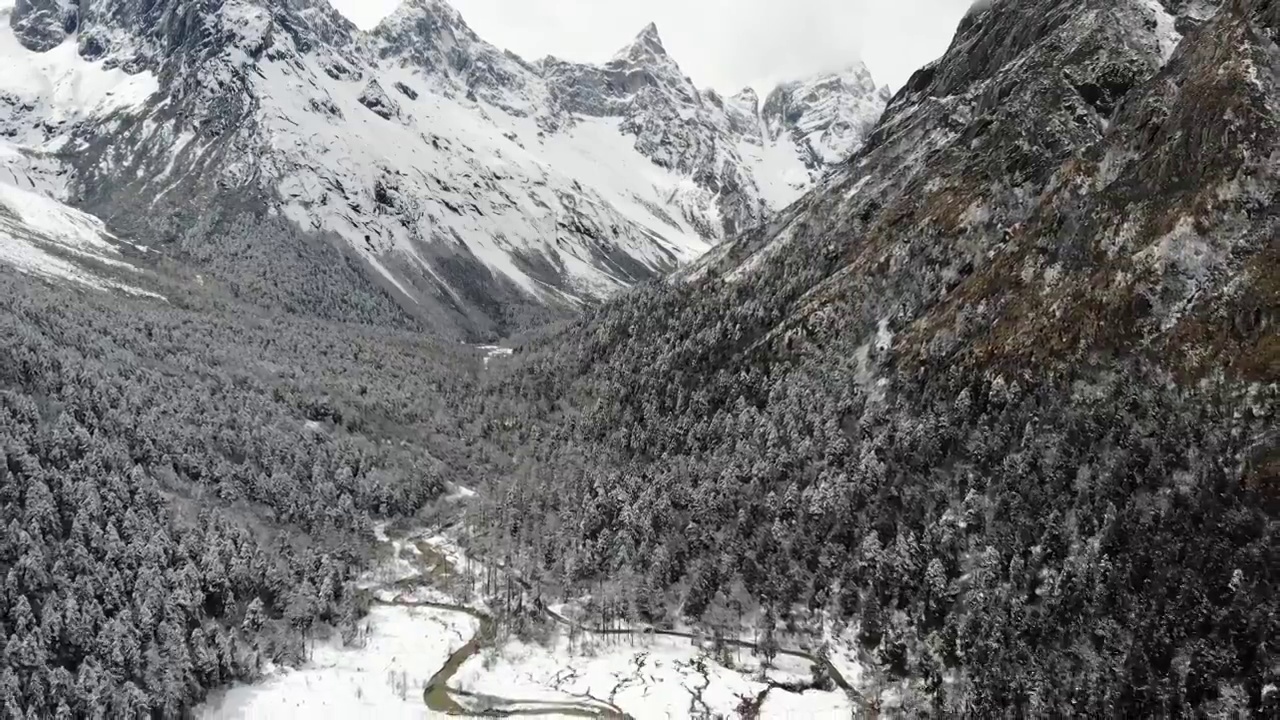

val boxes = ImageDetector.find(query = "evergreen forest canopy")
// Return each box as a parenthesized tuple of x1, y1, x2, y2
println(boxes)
(452, 0, 1280, 714)
(0, 0, 1277, 717)
(0, 267, 489, 717)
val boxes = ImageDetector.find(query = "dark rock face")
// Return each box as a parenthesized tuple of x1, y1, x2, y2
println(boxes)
(393, 81, 418, 100)
(10, 0, 75, 52)
(820, 0, 1261, 379)
(357, 79, 400, 120)
(674, 0, 1276, 397)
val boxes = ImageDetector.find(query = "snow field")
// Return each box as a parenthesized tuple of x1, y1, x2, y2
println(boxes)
(196, 604, 477, 720)
(0, 180, 159, 296)
(453, 630, 855, 719)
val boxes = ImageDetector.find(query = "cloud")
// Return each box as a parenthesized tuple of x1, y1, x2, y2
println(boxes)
(330, 0, 972, 93)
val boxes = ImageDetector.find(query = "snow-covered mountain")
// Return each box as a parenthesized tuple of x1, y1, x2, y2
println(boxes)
(762, 63, 892, 170)
(0, 0, 889, 336)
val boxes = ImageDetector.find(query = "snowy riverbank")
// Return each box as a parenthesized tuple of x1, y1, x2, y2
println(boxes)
(195, 523, 862, 718)
(196, 604, 477, 719)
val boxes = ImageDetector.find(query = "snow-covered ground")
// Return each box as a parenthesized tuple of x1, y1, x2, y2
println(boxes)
(477, 345, 514, 368)
(736, 134, 812, 210)
(0, 4, 159, 131)
(196, 524, 863, 718)
(358, 524, 431, 590)
(422, 531, 858, 718)
(759, 688, 854, 718)
(0, 179, 159, 296)
(196, 604, 477, 720)
(453, 631, 855, 719)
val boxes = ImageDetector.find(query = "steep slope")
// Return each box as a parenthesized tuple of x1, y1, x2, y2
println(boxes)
(700, 0, 1273, 382)
(0, 0, 888, 338)
(0, 176, 158, 296)
(0, 245, 487, 718)
(470, 0, 1278, 714)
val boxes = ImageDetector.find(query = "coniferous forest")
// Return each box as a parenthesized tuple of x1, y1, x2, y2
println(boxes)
(0, 267, 482, 716)
(459, 279, 1277, 716)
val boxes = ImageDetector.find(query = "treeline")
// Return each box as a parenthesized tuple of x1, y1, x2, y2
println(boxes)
(0, 267, 481, 716)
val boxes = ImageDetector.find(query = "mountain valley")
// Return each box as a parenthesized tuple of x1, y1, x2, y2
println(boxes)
(0, 0, 1276, 717)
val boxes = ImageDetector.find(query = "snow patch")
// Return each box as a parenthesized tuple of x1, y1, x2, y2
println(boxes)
(196, 605, 477, 720)
(0, 21, 159, 126)
(220, 0, 273, 56)
(445, 484, 477, 501)
(760, 688, 854, 718)
(736, 135, 812, 209)
(478, 344, 514, 368)
(0, 181, 159, 297)
(875, 317, 894, 352)
(1137, 0, 1182, 64)
(454, 633, 855, 720)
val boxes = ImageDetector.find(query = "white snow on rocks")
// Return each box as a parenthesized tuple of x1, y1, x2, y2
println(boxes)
(0, 180, 158, 296)
(259, 52, 711, 303)
(1137, 0, 1183, 64)
(0, 6, 159, 129)
(219, 0, 274, 57)
(1, 0, 890, 312)
(763, 62, 891, 169)
(0, 0, 161, 295)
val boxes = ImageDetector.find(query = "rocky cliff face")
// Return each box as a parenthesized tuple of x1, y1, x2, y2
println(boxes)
(695, 0, 1270, 386)
(1, 0, 888, 337)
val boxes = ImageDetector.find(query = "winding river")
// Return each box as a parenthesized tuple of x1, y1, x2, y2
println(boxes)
(368, 535, 864, 718)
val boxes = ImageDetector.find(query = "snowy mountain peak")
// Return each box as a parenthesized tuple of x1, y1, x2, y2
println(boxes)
(370, 0, 483, 66)
(611, 21, 668, 64)
(376, 0, 473, 36)
(0, 0, 892, 338)
(761, 61, 890, 168)
(635, 21, 663, 48)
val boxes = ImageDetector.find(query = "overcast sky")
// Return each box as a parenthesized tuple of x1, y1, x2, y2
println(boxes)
(330, 0, 973, 94)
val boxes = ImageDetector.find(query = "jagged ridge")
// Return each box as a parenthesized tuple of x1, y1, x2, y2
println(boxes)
(1, 0, 889, 338)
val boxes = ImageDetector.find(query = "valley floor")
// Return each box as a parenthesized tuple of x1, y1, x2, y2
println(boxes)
(197, 604, 477, 719)
(194, 521, 862, 718)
